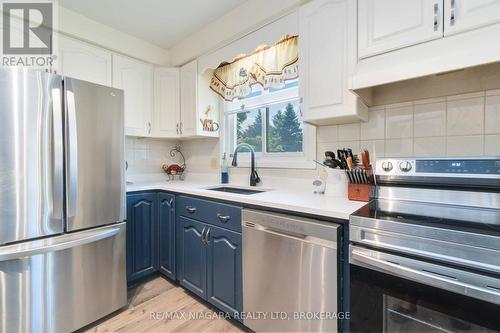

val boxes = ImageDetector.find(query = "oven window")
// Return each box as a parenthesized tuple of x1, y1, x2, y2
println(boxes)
(350, 265, 500, 333)
(383, 295, 496, 332)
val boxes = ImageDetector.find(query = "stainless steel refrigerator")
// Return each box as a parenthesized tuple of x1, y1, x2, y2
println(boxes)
(0, 68, 127, 333)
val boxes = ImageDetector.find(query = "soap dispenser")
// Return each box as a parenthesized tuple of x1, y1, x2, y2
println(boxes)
(221, 153, 229, 184)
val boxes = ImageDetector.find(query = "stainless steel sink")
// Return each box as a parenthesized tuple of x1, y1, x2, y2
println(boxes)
(203, 185, 269, 195)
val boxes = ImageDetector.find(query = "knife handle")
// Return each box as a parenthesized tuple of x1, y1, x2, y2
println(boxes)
(361, 149, 370, 168)
(346, 157, 354, 170)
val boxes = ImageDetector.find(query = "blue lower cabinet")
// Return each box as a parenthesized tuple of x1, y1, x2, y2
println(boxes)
(126, 192, 158, 285)
(177, 216, 208, 298)
(206, 225, 243, 315)
(158, 192, 176, 280)
(127, 192, 243, 316)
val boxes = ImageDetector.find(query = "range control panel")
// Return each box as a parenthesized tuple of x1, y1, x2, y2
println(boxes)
(376, 158, 500, 178)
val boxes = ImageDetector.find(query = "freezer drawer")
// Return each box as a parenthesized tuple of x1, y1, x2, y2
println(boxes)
(0, 223, 127, 333)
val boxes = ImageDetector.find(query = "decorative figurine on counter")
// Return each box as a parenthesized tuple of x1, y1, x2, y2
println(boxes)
(162, 163, 184, 175)
(163, 146, 186, 181)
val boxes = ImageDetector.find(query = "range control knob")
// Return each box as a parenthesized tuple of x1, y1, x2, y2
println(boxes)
(399, 161, 413, 172)
(381, 161, 393, 172)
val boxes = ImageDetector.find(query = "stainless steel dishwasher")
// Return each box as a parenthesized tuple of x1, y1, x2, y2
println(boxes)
(242, 209, 340, 333)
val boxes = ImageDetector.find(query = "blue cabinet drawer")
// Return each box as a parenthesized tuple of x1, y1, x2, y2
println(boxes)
(177, 196, 242, 232)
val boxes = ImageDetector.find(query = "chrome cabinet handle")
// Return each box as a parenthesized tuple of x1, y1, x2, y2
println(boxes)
(179, 122, 183, 135)
(450, 0, 456, 26)
(434, 3, 439, 31)
(186, 206, 196, 214)
(201, 227, 207, 244)
(205, 228, 211, 245)
(176, 123, 179, 135)
(217, 213, 231, 223)
(147, 121, 151, 134)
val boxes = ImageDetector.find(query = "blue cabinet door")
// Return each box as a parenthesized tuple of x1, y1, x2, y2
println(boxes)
(177, 216, 207, 298)
(126, 192, 158, 285)
(206, 225, 243, 315)
(158, 192, 176, 280)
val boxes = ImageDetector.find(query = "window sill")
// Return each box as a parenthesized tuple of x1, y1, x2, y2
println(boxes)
(230, 157, 316, 170)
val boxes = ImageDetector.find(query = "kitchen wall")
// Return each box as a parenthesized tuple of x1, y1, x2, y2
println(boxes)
(318, 89, 500, 160)
(177, 138, 318, 186)
(177, 88, 500, 183)
(363, 62, 500, 107)
(169, 0, 304, 65)
(58, 6, 170, 65)
(125, 137, 181, 179)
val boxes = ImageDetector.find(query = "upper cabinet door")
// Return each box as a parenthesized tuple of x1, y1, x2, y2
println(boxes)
(444, 0, 500, 35)
(59, 36, 112, 86)
(153, 68, 180, 138)
(179, 60, 198, 137)
(113, 54, 153, 137)
(358, 0, 443, 59)
(299, 0, 367, 125)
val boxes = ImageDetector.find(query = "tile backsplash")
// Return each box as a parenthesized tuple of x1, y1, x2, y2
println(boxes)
(317, 90, 500, 160)
(126, 89, 499, 183)
(125, 137, 181, 176)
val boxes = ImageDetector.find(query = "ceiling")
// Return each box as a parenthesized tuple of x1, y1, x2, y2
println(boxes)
(59, 0, 248, 49)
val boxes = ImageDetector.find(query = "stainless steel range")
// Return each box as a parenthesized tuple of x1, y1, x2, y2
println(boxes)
(349, 157, 500, 333)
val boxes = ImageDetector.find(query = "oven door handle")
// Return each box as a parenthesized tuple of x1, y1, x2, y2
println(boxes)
(350, 246, 500, 306)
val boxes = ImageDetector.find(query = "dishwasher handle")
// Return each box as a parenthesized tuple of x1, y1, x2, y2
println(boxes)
(242, 209, 340, 242)
(243, 221, 338, 249)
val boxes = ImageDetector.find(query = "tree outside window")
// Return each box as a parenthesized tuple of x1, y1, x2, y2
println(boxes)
(267, 100, 302, 153)
(234, 99, 303, 154)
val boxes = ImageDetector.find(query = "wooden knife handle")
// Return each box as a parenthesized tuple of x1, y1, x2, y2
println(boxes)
(361, 149, 370, 168)
(346, 157, 354, 170)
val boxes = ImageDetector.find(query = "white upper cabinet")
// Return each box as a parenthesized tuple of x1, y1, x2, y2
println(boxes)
(299, 0, 367, 125)
(353, 0, 500, 89)
(58, 36, 112, 86)
(152, 68, 180, 138)
(444, 0, 500, 35)
(180, 60, 198, 137)
(113, 54, 153, 137)
(179, 60, 220, 138)
(358, 0, 443, 59)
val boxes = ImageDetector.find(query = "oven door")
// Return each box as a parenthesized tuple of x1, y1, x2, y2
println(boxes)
(349, 245, 500, 333)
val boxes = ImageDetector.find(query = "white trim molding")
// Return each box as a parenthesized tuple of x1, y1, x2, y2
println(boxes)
(223, 84, 317, 170)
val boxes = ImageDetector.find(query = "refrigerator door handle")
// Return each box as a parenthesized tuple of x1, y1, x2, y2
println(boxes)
(0, 225, 122, 262)
(50, 76, 64, 223)
(65, 79, 78, 225)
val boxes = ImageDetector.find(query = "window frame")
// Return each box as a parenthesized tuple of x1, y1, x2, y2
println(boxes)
(223, 84, 316, 169)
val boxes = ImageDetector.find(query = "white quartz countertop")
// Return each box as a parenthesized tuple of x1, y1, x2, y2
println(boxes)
(127, 180, 367, 221)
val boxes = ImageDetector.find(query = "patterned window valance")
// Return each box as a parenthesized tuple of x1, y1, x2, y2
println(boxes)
(210, 35, 298, 102)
